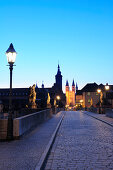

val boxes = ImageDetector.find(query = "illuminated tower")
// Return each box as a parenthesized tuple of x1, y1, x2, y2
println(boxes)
(72, 80, 75, 105)
(65, 80, 69, 105)
(55, 64, 62, 91)
(65, 80, 75, 106)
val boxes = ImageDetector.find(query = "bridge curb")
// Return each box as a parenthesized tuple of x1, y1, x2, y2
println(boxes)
(83, 111, 113, 127)
(35, 111, 65, 170)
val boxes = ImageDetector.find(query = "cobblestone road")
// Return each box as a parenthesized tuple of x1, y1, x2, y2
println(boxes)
(84, 111, 113, 126)
(0, 111, 64, 170)
(45, 111, 113, 170)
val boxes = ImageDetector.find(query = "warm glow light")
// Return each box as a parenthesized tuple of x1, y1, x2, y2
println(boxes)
(97, 89, 101, 93)
(6, 43, 17, 64)
(80, 100, 83, 103)
(105, 83, 109, 91)
(6, 52, 16, 64)
(56, 96, 60, 100)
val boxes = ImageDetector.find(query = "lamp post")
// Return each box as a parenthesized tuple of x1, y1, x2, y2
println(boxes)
(105, 83, 110, 108)
(56, 95, 60, 108)
(97, 88, 101, 114)
(6, 43, 17, 140)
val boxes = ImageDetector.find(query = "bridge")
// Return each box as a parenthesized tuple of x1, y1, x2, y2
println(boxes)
(0, 111, 113, 170)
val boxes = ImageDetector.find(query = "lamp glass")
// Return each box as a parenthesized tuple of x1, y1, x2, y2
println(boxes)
(56, 96, 60, 100)
(6, 52, 16, 64)
(97, 89, 101, 93)
(105, 84, 109, 91)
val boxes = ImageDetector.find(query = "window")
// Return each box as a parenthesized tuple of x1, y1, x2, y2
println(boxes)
(88, 99, 91, 103)
(87, 92, 90, 96)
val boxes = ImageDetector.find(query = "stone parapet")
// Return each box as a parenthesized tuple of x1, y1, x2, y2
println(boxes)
(0, 119, 8, 140)
(0, 109, 52, 140)
(13, 109, 52, 138)
(106, 108, 113, 118)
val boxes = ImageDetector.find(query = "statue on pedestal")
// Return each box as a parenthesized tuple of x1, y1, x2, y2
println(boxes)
(29, 84, 37, 109)
(47, 93, 51, 108)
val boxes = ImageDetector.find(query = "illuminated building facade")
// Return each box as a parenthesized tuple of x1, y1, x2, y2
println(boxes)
(65, 80, 75, 106)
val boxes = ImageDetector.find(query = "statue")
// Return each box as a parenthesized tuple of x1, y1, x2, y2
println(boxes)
(47, 93, 51, 108)
(29, 84, 37, 109)
(54, 99, 56, 107)
(90, 98, 93, 106)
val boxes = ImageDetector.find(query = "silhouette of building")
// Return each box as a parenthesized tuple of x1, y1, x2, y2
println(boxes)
(65, 80, 75, 106)
(0, 64, 66, 112)
(52, 64, 62, 92)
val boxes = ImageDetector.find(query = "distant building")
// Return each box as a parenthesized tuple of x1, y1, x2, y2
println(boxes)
(52, 64, 62, 92)
(65, 80, 75, 106)
(0, 64, 66, 112)
(76, 82, 113, 109)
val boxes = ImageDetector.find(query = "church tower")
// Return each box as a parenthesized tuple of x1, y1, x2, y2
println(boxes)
(65, 80, 75, 106)
(76, 82, 78, 91)
(65, 80, 69, 105)
(55, 64, 62, 91)
(72, 80, 75, 92)
(42, 81, 44, 88)
(72, 80, 75, 106)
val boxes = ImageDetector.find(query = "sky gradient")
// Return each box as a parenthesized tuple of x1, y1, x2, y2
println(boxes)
(0, 0, 113, 92)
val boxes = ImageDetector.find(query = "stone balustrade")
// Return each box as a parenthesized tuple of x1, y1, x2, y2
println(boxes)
(0, 108, 62, 140)
(106, 108, 113, 118)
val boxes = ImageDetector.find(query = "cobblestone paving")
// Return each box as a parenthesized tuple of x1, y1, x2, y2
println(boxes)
(84, 111, 113, 126)
(45, 111, 113, 170)
(0, 111, 64, 170)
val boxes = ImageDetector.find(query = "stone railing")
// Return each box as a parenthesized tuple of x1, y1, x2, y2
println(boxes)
(0, 108, 63, 140)
(105, 108, 113, 118)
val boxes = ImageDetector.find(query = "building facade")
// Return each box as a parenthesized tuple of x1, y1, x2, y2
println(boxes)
(76, 82, 113, 109)
(65, 80, 75, 106)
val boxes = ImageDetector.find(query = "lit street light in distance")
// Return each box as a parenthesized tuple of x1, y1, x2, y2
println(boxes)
(97, 88, 101, 94)
(80, 99, 83, 104)
(105, 83, 110, 91)
(56, 96, 60, 108)
(105, 83, 110, 108)
(97, 88, 101, 114)
(56, 96, 60, 100)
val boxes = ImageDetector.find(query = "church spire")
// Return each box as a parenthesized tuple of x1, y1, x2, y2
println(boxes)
(55, 63, 62, 91)
(42, 81, 44, 88)
(72, 79, 75, 86)
(57, 63, 61, 74)
(66, 80, 69, 86)
(36, 82, 38, 88)
(76, 82, 78, 90)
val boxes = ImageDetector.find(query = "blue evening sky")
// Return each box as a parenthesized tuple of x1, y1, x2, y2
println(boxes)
(0, 0, 113, 92)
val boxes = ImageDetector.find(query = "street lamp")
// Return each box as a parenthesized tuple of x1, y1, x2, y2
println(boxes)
(97, 88, 101, 114)
(6, 43, 17, 140)
(56, 96, 60, 107)
(56, 96, 60, 100)
(105, 83, 110, 108)
(105, 83, 109, 91)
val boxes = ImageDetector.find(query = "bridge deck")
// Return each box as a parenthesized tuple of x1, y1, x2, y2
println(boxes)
(45, 111, 113, 170)
(0, 111, 113, 170)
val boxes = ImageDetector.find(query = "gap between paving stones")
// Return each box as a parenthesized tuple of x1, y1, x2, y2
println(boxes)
(83, 111, 113, 127)
(35, 112, 65, 170)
